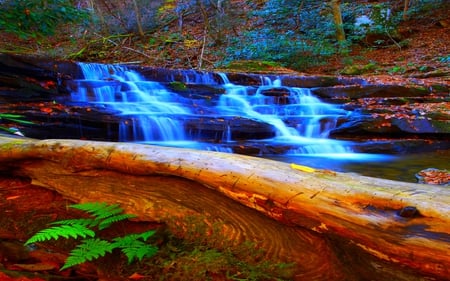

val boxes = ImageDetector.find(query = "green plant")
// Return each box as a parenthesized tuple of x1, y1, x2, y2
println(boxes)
(25, 202, 158, 271)
(0, 113, 33, 135)
(388, 65, 406, 74)
(0, 0, 89, 39)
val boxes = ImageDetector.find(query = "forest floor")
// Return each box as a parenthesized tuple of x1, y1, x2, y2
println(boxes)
(0, 7, 449, 83)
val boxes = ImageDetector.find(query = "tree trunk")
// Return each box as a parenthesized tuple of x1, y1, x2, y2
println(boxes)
(403, 0, 411, 20)
(132, 0, 145, 38)
(330, 0, 346, 42)
(0, 136, 448, 280)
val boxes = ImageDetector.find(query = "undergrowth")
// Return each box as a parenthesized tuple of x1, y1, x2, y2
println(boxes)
(25, 202, 158, 270)
(25, 203, 295, 279)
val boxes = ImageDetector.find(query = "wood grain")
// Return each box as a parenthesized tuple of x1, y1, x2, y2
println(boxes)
(0, 137, 448, 280)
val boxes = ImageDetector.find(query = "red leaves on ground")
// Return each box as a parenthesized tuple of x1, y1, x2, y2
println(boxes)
(0, 272, 45, 281)
(417, 169, 450, 185)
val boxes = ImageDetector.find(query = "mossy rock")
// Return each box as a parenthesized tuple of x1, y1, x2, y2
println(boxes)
(168, 81, 188, 91)
(340, 62, 378, 75)
(221, 60, 295, 74)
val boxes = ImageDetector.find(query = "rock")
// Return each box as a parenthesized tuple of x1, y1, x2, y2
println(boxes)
(312, 84, 431, 99)
(0, 53, 449, 155)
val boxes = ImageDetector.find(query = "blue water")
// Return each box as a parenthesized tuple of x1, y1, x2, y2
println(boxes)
(70, 62, 449, 183)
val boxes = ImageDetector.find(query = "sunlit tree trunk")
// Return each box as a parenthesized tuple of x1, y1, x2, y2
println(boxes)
(132, 0, 145, 38)
(198, 1, 209, 69)
(403, 0, 411, 20)
(330, 0, 345, 42)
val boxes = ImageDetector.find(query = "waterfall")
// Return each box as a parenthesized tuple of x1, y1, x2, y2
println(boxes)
(70, 63, 352, 155)
(73, 63, 190, 142)
(217, 74, 351, 154)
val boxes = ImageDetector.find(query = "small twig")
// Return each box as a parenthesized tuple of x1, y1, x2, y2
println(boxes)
(115, 61, 144, 65)
(385, 26, 402, 50)
(122, 46, 152, 59)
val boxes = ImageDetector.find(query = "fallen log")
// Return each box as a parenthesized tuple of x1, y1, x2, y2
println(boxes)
(0, 136, 448, 280)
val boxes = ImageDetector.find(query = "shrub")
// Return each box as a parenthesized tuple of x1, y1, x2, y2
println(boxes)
(0, 0, 89, 39)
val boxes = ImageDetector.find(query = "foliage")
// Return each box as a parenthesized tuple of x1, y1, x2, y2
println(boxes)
(25, 202, 158, 271)
(222, 1, 334, 70)
(0, 113, 33, 136)
(1, 0, 448, 72)
(0, 0, 89, 39)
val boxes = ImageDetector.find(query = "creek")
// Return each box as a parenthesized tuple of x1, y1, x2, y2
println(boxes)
(67, 62, 449, 183)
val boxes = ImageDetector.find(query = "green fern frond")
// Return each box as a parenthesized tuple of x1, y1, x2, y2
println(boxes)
(70, 202, 124, 220)
(111, 230, 155, 247)
(51, 218, 97, 228)
(60, 238, 114, 271)
(138, 230, 156, 241)
(25, 224, 95, 245)
(112, 230, 158, 263)
(120, 241, 158, 264)
(25, 202, 159, 271)
(112, 234, 139, 248)
(98, 213, 137, 230)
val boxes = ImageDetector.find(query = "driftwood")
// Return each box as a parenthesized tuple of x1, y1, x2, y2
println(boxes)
(0, 136, 449, 280)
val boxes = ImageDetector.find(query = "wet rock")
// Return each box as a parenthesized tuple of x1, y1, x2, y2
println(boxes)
(311, 84, 431, 99)
(0, 53, 449, 156)
(184, 116, 276, 142)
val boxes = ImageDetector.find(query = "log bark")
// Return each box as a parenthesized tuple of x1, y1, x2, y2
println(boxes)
(0, 136, 449, 280)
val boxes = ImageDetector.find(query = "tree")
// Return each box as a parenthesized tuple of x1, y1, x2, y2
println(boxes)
(403, 0, 411, 20)
(132, 0, 145, 38)
(330, 0, 345, 42)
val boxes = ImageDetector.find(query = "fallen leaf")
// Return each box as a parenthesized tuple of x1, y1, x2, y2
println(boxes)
(290, 163, 316, 173)
(12, 262, 58, 271)
(128, 272, 146, 280)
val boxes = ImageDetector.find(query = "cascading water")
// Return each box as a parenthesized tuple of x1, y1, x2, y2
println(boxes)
(70, 62, 352, 155)
(71, 63, 190, 142)
(217, 73, 351, 154)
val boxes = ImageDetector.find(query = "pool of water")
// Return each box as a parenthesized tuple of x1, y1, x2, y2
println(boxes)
(268, 150, 450, 183)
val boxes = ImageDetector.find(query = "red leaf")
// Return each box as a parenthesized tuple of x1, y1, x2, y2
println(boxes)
(129, 272, 146, 280)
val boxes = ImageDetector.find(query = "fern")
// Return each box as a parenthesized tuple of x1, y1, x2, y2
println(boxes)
(51, 218, 97, 227)
(112, 230, 156, 248)
(61, 238, 114, 270)
(112, 230, 158, 263)
(25, 224, 95, 244)
(24, 202, 159, 271)
(120, 242, 158, 264)
(98, 213, 137, 230)
(70, 202, 123, 219)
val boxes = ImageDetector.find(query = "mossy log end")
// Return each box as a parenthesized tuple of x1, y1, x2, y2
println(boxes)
(0, 137, 449, 280)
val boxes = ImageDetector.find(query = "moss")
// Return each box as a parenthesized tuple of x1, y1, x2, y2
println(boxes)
(169, 81, 188, 91)
(341, 62, 378, 75)
(222, 60, 291, 73)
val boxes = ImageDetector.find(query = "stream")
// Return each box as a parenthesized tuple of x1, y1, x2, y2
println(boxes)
(66, 62, 449, 183)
